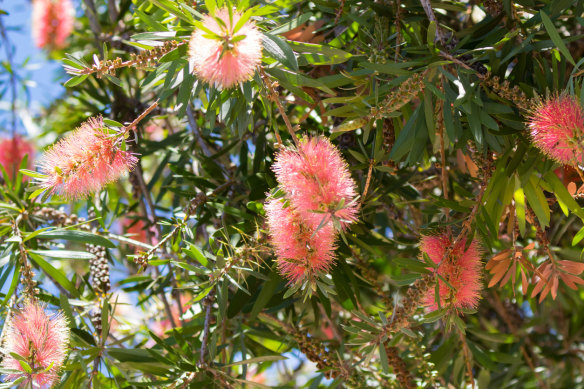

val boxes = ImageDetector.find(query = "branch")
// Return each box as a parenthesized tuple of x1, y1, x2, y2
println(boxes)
(199, 289, 215, 366)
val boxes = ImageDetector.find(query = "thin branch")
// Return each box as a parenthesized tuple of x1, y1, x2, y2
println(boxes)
(199, 289, 215, 366)
(394, 0, 403, 61)
(360, 159, 374, 206)
(260, 68, 297, 146)
(123, 100, 159, 135)
(107, 0, 119, 23)
(186, 104, 213, 157)
(419, 0, 447, 44)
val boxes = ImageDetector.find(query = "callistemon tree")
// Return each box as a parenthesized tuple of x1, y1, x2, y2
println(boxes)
(1, 0, 584, 387)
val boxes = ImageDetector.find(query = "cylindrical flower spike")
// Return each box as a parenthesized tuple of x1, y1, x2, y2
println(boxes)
(0, 302, 70, 388)
(420, 233, 483, 311)
(36, 116, 138, 199)
(528, 95, 584, 166)
(32, 0, 75, 50)
(272, 136, 360, 231)
(189, 7, 263, 89)
(0, 136, 35, 179)
(265, 198, 337, 284)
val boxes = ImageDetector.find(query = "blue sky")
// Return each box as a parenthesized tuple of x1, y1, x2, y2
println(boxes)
(0, 0, 67, 137)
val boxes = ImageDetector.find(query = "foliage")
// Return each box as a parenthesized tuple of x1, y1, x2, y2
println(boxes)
(1, 0, 584, 387)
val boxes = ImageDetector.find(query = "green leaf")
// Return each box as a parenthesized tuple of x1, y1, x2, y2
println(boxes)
(35, 230, 116, 248)
(30, 249, 97, 260)
(288, 41, 353, 66)
(28, 252, 80, 297)
(544, 171, 584, 221)
(19, 169, 47, 179)
(222, 355, 287, 367)
(540, 11, 576, 66)
(249, 271, 280, 320)
(262, 33, 298, 71)
(64, 75, 88, 87)
(172, 261, 208, 275)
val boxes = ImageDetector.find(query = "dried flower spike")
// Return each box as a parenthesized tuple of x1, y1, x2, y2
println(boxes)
(36, 116, 138, 199)
(420, 233, 483, 311)
(189, 7, 262, 89)
(272, 136, 360, 231)
(265, 198, 336, 284)
(1, 302, 70, 388)
(528, 95, 584, 166)
(32, 0, 74, 50)
(0, 136, 35, 179)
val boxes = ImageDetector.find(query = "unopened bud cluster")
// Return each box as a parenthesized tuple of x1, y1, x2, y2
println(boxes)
(371, 71, 426, 119)
(483, 74, 529, 111)
(384, 345, 415, 389)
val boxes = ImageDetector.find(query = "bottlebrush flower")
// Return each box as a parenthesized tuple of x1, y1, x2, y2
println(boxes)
(32, 0, 75, 50)
(265, 198, 336, 284)
(272, 136, 359, 231)
(420, 233, 483, 311)
(528, 95, 584, 166)
(0, 301, 70, 388)
(0, 136, 35, 179)
(36, 117, 138, 199)
(189, 7, 262, 89)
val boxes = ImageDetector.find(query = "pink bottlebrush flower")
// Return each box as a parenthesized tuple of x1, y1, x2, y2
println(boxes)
(37, 117, 138, 199)
(32, 0, 75, 50)
(528, 95, 584, 166)
(265, 198, 337, 284)
(420, 233, 483, 311)
(189, 8, 263, 89)
(0, 136, 35, 179)
(0, 301, 70, 388)
(272, 136, 359, 231)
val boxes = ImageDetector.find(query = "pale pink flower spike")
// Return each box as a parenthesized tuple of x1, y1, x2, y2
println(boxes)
(0, 136, 35, 179)
(37, 117, 138, 199)
(1, 302, 70, 388)
(420, 233, 483, 311)
(189, 8, 263, 89)
(273, 136, 360, 231)
(528, 95, 584, 166)
(32, 0, 75, 50)
(265, 198, 337, 284)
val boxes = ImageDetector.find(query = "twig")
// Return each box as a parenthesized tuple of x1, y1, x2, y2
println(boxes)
(135, 180, 234, 267)
(260, 68, 297, 146)
(199, 289, 215, 366)
(123, 100, 159, 135)
(361, 160, 374, 206)
(186, 104, 213, 157)
(82, 0, 104, 54)
(458, 329, 475, 389)
(419, 0, 447, 44)
(67, 40, 185, 77)
(489, 293, 549, 389)
(107, 0, 119, 23)
(394, 0, 403, 61)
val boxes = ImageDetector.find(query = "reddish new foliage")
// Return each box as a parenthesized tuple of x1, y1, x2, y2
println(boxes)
(37, 117, 138, 199)
(528, 95, 584, 166)
(32, 0, 74, 50)
(0, 301, 69, 388)
(420, 233, 483, 311)
(265, 198, 337, 284)
(189, 8, 262, 89)
(0, 136, 35, 179)
(272, 136, 359, 230)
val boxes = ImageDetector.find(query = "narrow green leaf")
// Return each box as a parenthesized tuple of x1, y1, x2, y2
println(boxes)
(35, 230, 115, 248)
(540, 11, 576, 66)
